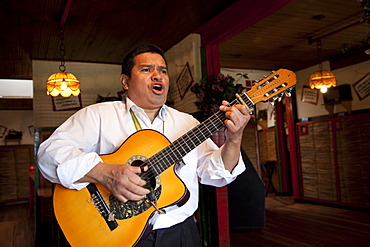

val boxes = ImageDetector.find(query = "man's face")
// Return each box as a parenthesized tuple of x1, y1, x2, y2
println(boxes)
(121, 52, 169, 110)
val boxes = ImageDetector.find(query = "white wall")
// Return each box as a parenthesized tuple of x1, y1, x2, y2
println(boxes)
(295, 60, 370, 119)
(32, 60, 122, 127)
(0, 110, 34, 145)
(165, 34, 201, 113)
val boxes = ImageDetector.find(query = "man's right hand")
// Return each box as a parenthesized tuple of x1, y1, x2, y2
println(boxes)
(79, 162, 150, 202)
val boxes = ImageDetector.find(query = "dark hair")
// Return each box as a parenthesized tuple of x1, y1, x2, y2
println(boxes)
(121, 44, 168, 76)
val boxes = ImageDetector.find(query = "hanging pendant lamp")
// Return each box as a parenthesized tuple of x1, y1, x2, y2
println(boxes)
(46, 28, 80, 97)
(309, 39, 336, 93)
(309, 70, 336, 93)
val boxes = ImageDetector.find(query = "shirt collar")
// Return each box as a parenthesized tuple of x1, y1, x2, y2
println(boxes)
(124, 96, 168, 121)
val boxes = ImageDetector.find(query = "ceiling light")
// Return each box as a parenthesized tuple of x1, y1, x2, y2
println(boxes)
(309, 70, 336, 93)
(309, 39, 336, 93)
(46, 27, 80, 97)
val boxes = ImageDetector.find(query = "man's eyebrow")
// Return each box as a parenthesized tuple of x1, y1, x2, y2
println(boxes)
(138, 64, 153, 68)
(138, 64, 167, 70)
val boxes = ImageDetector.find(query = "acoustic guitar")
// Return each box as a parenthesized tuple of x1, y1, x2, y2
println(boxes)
(53, 68, 296, 246)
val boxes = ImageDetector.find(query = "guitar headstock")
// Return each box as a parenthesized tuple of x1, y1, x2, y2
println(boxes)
(246, 69, 296, 105)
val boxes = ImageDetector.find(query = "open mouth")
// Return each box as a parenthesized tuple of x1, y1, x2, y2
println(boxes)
(152, 83, 164, 94)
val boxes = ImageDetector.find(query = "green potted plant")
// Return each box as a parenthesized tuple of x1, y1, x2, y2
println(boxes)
(191, 73, 246, 122)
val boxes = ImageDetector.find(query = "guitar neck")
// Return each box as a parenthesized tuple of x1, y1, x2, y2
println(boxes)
(144, 92, 254, 179)
(143, 68, 297, 179)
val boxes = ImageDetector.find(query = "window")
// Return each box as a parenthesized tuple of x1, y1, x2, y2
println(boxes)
(0, 79, 33, 98)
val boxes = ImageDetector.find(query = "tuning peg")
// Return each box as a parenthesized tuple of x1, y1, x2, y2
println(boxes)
(284, 87, 293, 97)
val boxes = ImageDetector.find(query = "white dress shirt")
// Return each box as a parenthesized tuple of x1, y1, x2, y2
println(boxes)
(37, 97, 245, 229)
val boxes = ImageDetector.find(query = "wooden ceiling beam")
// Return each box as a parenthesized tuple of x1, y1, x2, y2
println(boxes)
(195, 0, 294, 46)
(60, 0, 74, 28)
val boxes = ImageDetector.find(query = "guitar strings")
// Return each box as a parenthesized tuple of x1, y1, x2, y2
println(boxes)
(142, 95, 253, 180)
(142, 70, 295, 179)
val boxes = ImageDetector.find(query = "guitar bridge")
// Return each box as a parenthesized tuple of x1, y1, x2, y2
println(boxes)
(87, 183, 119, 231)
(150, 201, 166, 214)
(147, 189, 165, 214)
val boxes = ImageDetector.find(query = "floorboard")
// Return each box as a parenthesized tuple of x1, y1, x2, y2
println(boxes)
(0, 202, 34, 247)
(1, 196, 370, 247)
(230, 196, 370, 247)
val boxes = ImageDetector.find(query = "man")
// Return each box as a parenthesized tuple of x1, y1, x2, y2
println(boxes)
(38, 44, 250, 246)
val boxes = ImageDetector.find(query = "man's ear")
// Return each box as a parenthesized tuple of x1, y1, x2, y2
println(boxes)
(120, 74, 129, 90)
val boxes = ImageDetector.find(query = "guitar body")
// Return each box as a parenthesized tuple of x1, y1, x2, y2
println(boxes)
(53, 130, 188, 247)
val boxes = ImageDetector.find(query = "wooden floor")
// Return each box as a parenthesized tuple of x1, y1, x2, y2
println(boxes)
(0, 201, 35, 247)
(231, 196, 370, 247)
(0, 196, 370, 247)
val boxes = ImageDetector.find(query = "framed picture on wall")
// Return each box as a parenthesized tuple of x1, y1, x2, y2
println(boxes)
(0, 125, 7, 138)
(51, 94, 82, 111)
(176, 62, 194, 100)
(353, 72, 370, 101)
(301, 85, 319, 105)
(28, 125, 34, 137)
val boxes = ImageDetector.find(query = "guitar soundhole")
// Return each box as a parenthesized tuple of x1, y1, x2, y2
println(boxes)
(108, 155, 162, 220)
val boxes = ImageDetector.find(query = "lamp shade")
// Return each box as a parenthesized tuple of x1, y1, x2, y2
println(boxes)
(309, 70, 336, 93)
(46, 72, 80, 97)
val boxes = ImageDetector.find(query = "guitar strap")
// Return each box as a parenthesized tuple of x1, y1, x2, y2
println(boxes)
(129, 108, 165, 214)
(129, 108, 143, 131)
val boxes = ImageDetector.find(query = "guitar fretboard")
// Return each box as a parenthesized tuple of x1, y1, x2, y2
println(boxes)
(143, 92, 254, 179)
(141, 68, 296, 180)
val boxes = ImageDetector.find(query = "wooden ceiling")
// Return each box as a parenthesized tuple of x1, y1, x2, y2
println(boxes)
(220, 0, 370, 71)
(0, 0, 369, 80)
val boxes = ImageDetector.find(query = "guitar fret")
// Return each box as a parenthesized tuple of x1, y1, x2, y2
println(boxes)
(173, 145, 183, 160)
(150, 162, 160, 175)
(181, 136, 192, 153)
(209, 118, 220, 131)
(146, 159, 159, 177)
(193, 126, 204, 142)
(177, 137, 191, 155)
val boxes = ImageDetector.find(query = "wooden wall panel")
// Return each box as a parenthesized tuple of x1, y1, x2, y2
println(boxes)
(336, 114, 370, 206)
(0, 145, 33, 202)
(258, 129, 277, 162)
(297, 113, 370, 208)
(241, 126, 259, 172)
(298, 121, 337, 201)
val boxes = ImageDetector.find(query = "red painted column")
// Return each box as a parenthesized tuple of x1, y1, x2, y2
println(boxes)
(212, 128, 230, 247)
(275, 101, 290, 193)
(206, 44, 230, 247)
(285, 96, 300, 199)
(199, 1, 295, 243)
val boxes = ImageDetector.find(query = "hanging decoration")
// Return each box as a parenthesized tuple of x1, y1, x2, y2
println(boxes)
(46, 27, 80, 97)
(309, 39, 336, 93)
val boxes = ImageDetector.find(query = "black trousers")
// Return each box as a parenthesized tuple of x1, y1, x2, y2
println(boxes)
(141, 217, 201, 247)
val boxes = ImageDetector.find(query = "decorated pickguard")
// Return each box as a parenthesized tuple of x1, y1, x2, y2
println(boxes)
(109, 186, 161, 220)
(108, 155, 162, 220)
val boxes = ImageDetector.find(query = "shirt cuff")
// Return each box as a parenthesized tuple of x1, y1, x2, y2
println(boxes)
(210, 146, 246, 180)
(57, 152, 103, 190)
